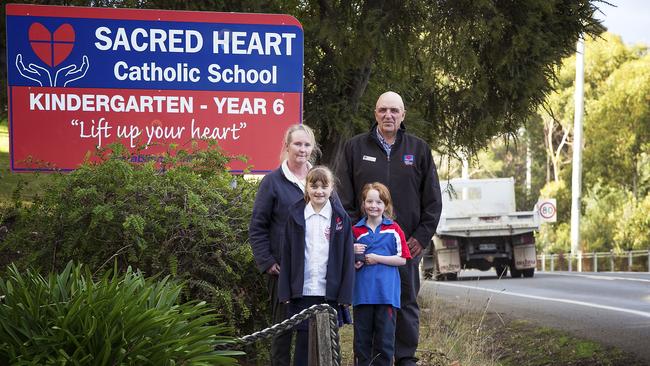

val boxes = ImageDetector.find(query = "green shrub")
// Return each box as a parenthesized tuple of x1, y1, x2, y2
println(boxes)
(581, 183, 628, 252)
(614, 193, 650, 250)
(0, 261, 241, 365)
(0, 143, 269, 339)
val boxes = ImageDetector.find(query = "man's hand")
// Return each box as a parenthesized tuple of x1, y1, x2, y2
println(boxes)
(266, 263, 280, 276)
(407, 237, 424, 257)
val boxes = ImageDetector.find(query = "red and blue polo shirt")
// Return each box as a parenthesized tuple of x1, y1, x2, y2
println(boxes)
(352, 217, 411, 308)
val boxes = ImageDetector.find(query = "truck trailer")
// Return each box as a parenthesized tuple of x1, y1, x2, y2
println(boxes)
(422, 178, 540, 280)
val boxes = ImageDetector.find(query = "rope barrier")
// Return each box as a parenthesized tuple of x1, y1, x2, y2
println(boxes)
(216, 303, 341, 366)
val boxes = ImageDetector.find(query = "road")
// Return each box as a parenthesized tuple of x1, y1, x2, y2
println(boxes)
(420, 270, 650, 361)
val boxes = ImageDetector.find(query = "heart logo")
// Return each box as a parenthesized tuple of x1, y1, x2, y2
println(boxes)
(28, 22, 75, 67)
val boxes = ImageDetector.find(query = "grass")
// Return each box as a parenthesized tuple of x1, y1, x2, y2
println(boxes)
(491, 318, 645, 366)
(336, 296, 646, 366)
(0, 118, 55, 205)
(338, 296, 499, 366)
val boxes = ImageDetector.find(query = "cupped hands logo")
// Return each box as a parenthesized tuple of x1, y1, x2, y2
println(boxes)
(16, 22, 89, 87)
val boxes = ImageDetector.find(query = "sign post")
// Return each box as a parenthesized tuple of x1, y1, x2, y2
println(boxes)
(6, 4, 303, 172)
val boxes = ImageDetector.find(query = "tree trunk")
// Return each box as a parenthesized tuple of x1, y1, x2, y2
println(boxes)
(318, 56, 376, 170)
(546, 154, 551, 185)
(632, 153, 638, 201)
(322, 135, 347, 176)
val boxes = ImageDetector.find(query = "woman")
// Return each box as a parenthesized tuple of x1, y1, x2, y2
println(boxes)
(248, 124, 318, 366)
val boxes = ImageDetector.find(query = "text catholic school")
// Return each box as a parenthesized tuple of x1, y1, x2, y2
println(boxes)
(95, 27, 296, 84)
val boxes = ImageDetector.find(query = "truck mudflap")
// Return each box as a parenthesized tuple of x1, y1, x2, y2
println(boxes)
(513, 243, 536, 269)
(437, 247, 461, 274)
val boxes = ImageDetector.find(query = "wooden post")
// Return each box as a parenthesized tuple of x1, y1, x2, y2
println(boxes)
(550, 254, 554, 272)
(610, 250, 615, 272)
(308, 312, 333, 366)
(628, 251, 633, 271)
(578, 252, 583, 272)
(593, 252, 597, 272)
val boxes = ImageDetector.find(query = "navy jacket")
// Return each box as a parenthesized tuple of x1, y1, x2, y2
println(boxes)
(249, 167, 304, 273)
(336, 123, 442, 249)
(278, 198, 355, 305)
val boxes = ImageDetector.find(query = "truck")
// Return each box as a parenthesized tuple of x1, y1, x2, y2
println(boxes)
(422, 177, 540, 280)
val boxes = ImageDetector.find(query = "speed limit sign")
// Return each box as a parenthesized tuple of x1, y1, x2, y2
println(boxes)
(538, 199, 557, 223)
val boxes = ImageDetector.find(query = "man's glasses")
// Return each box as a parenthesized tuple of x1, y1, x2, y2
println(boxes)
(375, 107, 402, 114)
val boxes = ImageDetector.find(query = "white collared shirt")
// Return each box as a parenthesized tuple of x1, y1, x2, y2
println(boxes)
(302, 200, 332, 296)
(281, 159, 311, 193)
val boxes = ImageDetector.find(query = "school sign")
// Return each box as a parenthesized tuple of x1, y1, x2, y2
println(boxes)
(6, 4, 303, 172)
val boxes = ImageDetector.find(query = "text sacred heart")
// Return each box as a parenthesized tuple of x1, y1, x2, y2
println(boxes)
(28, 23, 75, 67)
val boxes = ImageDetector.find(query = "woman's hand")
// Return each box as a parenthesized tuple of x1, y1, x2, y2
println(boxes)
(354, 243, 367, 254)
(266, 263, 281, 276)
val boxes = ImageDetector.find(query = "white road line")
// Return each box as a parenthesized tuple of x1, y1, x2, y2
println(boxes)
(434, 282, 650, 319)
(540, 272, 650, 283)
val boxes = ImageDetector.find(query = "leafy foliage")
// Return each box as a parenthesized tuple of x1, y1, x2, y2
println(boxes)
(580, 183, 628, 252)
(584, 53, 650, 197)
(297, 0, 604, 168)
(437, 127, 547, 211)
(1, 143, 268, 337)
(613, 193, 650, 251)
(0, 0, 604, 166)
(0, 261, 241, 365)
(532, 33, 650, 253)
(536, 180, 572, 253)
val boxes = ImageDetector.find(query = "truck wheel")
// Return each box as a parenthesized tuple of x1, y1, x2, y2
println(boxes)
(432, 269, 445, 281)
(494, 264, 508, 278)
(445, 272, 458, 281)
(420, 260, 441, 281)
(510, 266, 522, 278)
(523, 268, 535, 278)
(423, 268, 434, 280)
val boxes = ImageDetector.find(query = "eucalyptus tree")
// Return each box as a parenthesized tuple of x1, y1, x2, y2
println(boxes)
(296, 1, 604, 169)
(584, 53, 650, 199)
(537, 33, 639, 184)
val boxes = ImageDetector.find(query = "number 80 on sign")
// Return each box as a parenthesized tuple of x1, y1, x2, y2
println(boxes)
(537, 199, 557, 223)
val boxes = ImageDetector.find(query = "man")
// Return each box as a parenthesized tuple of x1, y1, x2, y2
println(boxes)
(337, 91, 442, 365)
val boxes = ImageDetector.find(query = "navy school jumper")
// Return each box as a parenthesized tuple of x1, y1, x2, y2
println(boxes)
(278, 198, 355, 305)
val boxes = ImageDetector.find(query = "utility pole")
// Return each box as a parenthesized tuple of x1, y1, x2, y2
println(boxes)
(526, 137, 532, 195)
(570, 36, 585, 272)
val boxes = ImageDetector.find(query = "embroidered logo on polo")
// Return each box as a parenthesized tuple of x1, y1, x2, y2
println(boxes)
(403, 154, 414, 165)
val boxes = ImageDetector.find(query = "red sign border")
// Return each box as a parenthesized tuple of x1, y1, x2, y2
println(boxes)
(6, 3, 304, 173)
(6, 4, 302, 27)
(539, 201, 556, 219)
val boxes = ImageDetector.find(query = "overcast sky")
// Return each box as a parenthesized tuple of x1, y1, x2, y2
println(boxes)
(598, 0, 650, 46)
